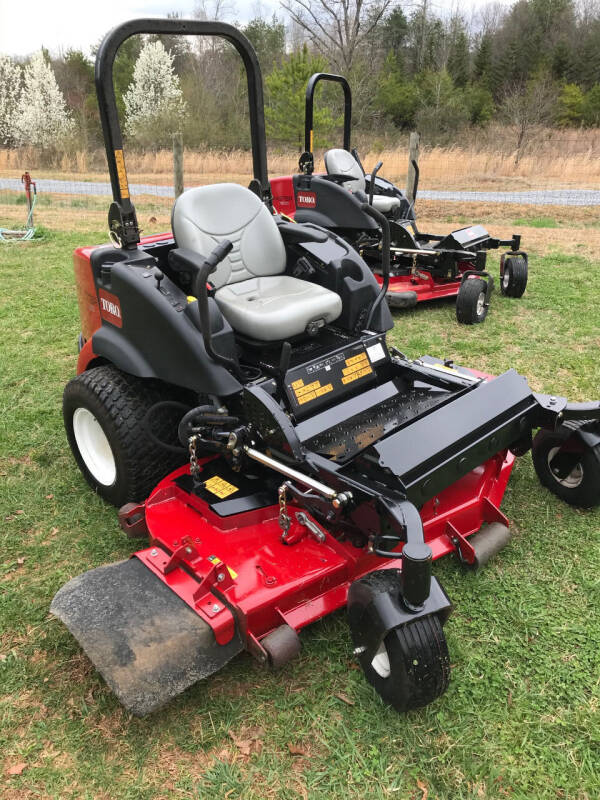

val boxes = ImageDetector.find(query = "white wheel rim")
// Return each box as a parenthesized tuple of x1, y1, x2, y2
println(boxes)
(371, 641, 391, 678)
(72, 407, 117, 486)
(503, 269, 510, 289)
(476, 291, 486, 316)
(547, 446, 584, 489)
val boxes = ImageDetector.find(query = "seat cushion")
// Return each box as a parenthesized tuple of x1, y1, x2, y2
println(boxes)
(215, 276, 342, 341)
(324, 148, 365, 193)
(372, 194, 401, 214)
(172, 183, 286, 288)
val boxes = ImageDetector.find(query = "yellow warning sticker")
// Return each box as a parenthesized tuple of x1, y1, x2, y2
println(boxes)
(204, 475, 238, 499)
(342, 365, 373, 385)
(207, 555, 238, 579)
(345, 352, 368, 366)
(114, 149, 130, 199)
(298, 391, 317, 405)
(293, 378, 334, 405)
(296, 380, 320, 396)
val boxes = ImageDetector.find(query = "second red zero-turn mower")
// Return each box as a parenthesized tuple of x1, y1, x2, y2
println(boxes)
(51, 19, 600, 717)
(270, 72, 529, 324)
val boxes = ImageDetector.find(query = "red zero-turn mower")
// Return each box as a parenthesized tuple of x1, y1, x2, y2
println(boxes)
(270, 73, 528, 324)
(51, 20, 600, 717)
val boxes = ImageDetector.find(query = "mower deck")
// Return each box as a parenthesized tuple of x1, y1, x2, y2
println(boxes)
(53, 447, 513, 715)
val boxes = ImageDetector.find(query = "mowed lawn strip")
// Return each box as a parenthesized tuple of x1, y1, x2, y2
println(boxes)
(0, 214, 599, 800)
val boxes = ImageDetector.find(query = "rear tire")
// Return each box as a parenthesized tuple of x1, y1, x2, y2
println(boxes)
(501, 255, 528, 298)
(350, 571, 450, 712)
(532, 426, 600, 508)
(64, 365, 191, 506)
(456, 277, 488, 324)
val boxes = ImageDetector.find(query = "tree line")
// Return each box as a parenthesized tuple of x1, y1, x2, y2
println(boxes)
(2, 0, 600, 162)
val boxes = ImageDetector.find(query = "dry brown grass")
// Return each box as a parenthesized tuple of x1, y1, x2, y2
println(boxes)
(3, 126, 600, 191)
(2, 198, 599, 259)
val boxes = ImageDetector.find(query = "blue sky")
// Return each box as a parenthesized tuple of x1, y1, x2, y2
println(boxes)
(0, 0, 513, 58)
(0, 0, 279, 57)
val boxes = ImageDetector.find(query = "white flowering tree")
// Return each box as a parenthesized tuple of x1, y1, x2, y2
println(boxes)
(123, 41, 185, 147)
(0, 55, 21, 146)
(12, 51, 73, 149)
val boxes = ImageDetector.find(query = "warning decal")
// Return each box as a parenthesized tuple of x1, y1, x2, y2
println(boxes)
(207, 555, 238, 579)
(114, 149, 130, 199)
(341, 351, 373, 384)
(291, 377, 334, 405)
(203, 475, 238, 499)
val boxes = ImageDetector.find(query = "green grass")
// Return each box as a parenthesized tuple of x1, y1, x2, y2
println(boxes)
(511, 217, 559, 228)
(1, 227, 599, 799)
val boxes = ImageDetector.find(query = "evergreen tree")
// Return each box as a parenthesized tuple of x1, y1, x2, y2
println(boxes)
(473, 32, 493, 88)
(581, 84, 600, 126)
(447, 20, 470, 88)
(243, 15, 286, 73)
(265, 46, 339, 147)
(13, 51, 73, 149)
(556, 83, 583, 125)
(376, 52, 418, 126)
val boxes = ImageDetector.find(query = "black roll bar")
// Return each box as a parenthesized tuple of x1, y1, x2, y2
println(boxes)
(95, 19, 269, 248)
(304, 72, 352, 155)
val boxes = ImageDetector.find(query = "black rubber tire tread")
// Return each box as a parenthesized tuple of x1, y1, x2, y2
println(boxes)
(532, 427, 600, 508)
(64, 365, 193, 507)
(501, 255, 528, 298)
(455, 277, 488, 324)
(352, 570, 450, 712)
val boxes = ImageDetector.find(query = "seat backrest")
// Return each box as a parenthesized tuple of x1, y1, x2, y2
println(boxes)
(172, 183, 286, 289)
(324, 149, 365, 193)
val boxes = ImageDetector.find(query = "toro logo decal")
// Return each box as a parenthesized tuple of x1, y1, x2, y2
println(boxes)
(296, 191, 317, 208)
(98, 289, 123, 328)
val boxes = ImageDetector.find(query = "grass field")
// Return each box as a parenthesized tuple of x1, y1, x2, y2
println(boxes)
(1, 203, 599, 800)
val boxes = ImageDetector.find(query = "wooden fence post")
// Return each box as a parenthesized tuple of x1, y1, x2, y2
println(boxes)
(406, 131, 420, 203)
(173, 132, 184, 198)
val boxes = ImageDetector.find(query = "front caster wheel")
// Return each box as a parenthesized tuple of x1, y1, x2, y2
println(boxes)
(501, 254, 528, 297)
(532, 426, 600, 508)
(456, 277, 488, 324)
(349, 571, 450, 712)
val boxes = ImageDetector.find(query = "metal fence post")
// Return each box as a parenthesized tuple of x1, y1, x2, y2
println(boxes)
(173, 132, 184, 198)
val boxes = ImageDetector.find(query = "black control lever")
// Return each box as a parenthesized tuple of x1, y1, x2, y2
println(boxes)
(168, 241, 242, 378)
(360, 203, 390, 327)
(411, 158, 419, 203)
(190, 240, 233, 298)
(368, 160, 383, 207)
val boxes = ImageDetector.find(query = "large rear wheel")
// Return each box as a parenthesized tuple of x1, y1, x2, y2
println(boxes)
(64, 365, 191, 506)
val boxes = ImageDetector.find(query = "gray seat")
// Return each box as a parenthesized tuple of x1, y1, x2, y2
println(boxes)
(324, 148, 401, 214)
(172, 183, 342, 341)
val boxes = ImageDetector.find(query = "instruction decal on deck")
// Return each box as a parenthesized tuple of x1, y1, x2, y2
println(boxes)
(204, 475, 238, 499)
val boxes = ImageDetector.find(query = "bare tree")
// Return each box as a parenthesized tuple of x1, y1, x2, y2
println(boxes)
(280, 0, 396, 72)
(500, 77, 556, 164)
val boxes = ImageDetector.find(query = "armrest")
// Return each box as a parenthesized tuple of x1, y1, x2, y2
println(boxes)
(168, 243, 232, 297)
(276, 221, 328, 244)
(321, 173, 356, 184)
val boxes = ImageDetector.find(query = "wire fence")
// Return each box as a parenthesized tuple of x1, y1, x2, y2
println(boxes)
(2, 131, 600, 237)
